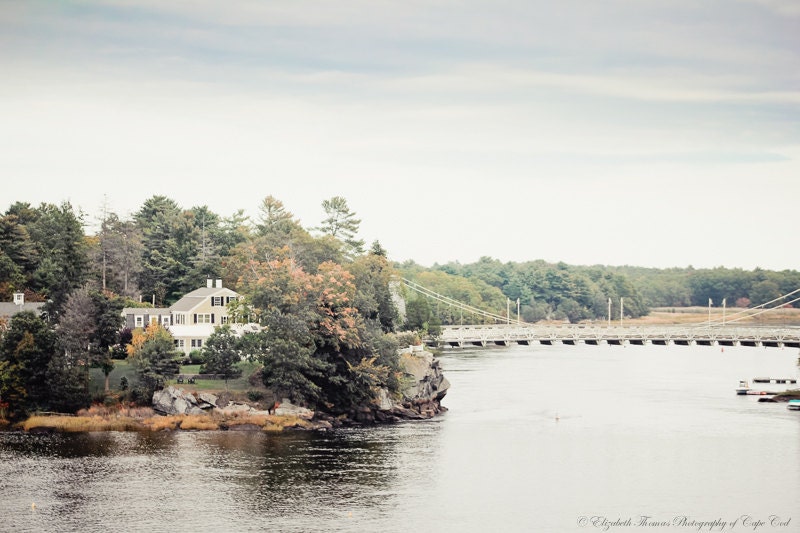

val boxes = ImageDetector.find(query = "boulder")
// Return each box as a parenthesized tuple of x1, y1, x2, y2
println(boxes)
(198, 392, 218, 409)
(399, 350, 450, 403)
(274, 398, 314, 420)
(152, 386, 207, 415)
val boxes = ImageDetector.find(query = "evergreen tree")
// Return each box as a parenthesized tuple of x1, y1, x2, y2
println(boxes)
(316, 196, 364, 257)
(200, 325, 242, 390)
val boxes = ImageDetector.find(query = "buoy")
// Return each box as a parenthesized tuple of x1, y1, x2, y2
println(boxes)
(31, 503, 36, 510)
(555, 412, 560, 422)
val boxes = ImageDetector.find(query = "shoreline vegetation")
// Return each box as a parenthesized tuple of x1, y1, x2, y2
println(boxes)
(12, 405, 324, 434)
(2, 347, 450, 433)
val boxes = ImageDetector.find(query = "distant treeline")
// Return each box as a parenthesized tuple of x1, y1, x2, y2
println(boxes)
(399, 258, 800, 325)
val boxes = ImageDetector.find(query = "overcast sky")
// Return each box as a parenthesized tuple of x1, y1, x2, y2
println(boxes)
(1, 1, 798, 270)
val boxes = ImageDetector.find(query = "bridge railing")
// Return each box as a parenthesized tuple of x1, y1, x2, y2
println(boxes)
(433, 323, 800, 346)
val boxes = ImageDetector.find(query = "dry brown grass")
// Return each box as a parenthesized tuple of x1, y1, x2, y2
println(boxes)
(262, 415, 312, 432)
(21, 415, 143, 432)
(626, 307, 800, 327)
(138, 414, 219, 431)
(19, 402, 314, 433)
(178, 415, 219, 431)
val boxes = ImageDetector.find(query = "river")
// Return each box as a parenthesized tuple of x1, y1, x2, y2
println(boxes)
(1, 344, 799, 533)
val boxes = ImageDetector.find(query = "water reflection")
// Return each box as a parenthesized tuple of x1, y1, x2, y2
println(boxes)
(2, 344, 798, 532)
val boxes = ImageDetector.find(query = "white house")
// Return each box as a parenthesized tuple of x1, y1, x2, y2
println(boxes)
(0, 292, 46, 319)
(122, 279, 251, 355)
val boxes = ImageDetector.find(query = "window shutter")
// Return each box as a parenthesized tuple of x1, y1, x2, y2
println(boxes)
(193, 314, 197, 324)
(211, 314, 215, 324)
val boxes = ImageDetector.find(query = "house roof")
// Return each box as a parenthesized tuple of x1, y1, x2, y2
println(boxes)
(0, 302, 46, 317)
(122, 307, 171, 315)
(170, 287, 239, 313)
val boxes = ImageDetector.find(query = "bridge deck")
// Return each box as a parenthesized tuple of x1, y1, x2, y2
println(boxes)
(429, 324, 800, 349)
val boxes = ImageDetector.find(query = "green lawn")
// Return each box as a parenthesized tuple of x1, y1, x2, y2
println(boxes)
(89, 359, 139, 396)
(90, 359, 263, 395)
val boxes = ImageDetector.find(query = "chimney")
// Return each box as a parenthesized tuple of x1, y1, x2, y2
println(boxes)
(13, 292, 24, 306)
(207, 278, 213, 288)
(215, 279, 222, 289)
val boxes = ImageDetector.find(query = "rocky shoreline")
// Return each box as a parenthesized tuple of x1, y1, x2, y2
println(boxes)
(10, 347, 450, 433)
(152, 347, 450, 430)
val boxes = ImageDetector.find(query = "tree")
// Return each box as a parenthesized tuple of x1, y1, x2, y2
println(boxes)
(750, 280, 782, 306)
(128, 323, 180, 400)
(91, 211, 143, 297)
(256, 196, 300, 238)
(259, 312, 329, 404)
(316, 196, 364, 257)
(347, 251, 400, 332)
(0, 311, 59, 415)
(26, 202, 90, 316)
(200, 325, 242, 390)
(404, 296, 441, 336)
(135, 196, 191, 305)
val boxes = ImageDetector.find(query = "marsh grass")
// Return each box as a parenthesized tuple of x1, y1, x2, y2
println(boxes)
(21, 415, 142, 432)
(17, 406, 309, 433)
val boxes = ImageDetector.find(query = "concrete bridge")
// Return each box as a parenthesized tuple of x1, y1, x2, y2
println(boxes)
(428, 324, 800, 349)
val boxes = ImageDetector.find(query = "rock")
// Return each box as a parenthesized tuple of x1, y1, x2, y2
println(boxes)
(152, 386, 209, 416)
(375, 388, 393, 411)
(399, 351, 450, 403)
(274, 398, 314, 420)
(198, 392, 218, 409)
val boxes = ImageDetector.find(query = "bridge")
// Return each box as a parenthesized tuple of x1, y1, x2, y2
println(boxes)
(429, 324, 800, 349)
(400, 278, 800, 350)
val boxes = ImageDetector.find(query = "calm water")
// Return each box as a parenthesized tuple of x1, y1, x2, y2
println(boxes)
(2, 344, 799, 533)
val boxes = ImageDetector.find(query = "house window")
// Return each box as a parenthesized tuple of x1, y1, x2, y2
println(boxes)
(196, 314, 212, 324)
(221, 316, 228, 325)
(135, 316, 143, 328)
(191, 339, 203, 348)
(162, 316, 171, 326)
(212, 296, 223, 306)
(174, 314, 185, 325)
(175, 339, 185, 348)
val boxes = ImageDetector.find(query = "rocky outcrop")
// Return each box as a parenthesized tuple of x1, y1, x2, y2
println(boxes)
(150, 347, 449, 429)
(349, 347, 450, 425)
(152, 387, 217, 415)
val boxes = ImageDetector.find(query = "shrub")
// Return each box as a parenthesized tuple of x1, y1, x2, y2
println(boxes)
(247, 390, 264, 402)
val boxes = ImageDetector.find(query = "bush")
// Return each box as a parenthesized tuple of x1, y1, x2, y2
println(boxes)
(188, 350, 206, 365)
(247, 390, 264, 402)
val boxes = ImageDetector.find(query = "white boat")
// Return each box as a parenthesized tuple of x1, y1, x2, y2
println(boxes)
(736, 380, 759, 395)
(788, 399, 800, 411)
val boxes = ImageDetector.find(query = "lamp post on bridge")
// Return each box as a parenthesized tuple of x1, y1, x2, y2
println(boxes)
(708, 298, 712, 327)
(517, 298, 521, 325)
(506, 298, 510, 325)
(608, 298, 611, 328)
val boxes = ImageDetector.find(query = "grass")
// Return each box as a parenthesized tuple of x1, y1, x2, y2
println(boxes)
(89, 359, 266, 395)
(608, 307, 800, 327)
(21, 414, 143, 432)
(16, 404, 313, 433)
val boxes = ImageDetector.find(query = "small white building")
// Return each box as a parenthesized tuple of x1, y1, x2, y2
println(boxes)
(122, 279, 252, 355)
(0, 292, 46, 319)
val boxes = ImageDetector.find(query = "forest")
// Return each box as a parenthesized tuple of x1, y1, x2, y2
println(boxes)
(1, 195, 799, 420)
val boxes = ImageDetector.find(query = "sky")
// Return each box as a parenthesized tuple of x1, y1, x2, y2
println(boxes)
(1, 0, 798, 271)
